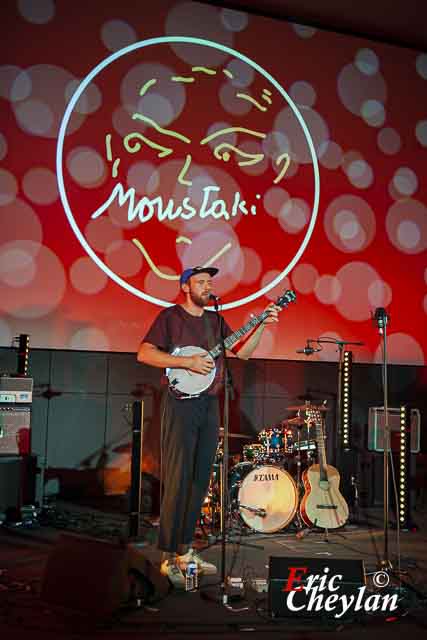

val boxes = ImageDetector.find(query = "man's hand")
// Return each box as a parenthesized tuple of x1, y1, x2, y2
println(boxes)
(188, 353, 215, 375)
(262, 303, 280, 324)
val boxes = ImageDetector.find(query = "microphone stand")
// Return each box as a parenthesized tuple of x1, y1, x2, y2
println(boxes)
(213, 297, 232, 606)
(376, 312, 392, 570)
(207, 299, 261, 608)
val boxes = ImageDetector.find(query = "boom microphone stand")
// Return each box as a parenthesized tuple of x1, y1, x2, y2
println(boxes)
(302, 337, 364, 469)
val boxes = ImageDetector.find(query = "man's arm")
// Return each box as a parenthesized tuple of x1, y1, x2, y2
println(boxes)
(137, 342, 214, 375)
(234, 303, 280, 360)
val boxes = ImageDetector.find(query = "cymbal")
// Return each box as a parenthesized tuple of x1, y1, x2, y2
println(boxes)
(296, 393, 316, 402)
(285, 417, 306, 426)
(287, 403, 329, 412)
(219, 429, 252, 439)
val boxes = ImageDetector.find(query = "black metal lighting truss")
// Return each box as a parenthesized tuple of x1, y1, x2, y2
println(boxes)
(341, 350, 353, 451)
(398, 405, 412, 530)
(17, 333, 30, 376)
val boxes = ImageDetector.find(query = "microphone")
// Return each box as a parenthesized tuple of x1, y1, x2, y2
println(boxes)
(296, 345, 321, 355)
(239, 504, 267, 517)
(374, 307, 389, 335)
(209, 293, 221, 302)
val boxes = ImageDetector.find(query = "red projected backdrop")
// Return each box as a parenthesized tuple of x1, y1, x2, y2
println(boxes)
(1, 0, 426, 364)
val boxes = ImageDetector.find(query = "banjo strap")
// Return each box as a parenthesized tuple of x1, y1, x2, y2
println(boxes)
(202, 311, 216, 352)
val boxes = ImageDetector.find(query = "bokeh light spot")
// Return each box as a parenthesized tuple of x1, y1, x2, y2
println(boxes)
(386, 199, 426, 254)
(314, 275, 342, 305)
(291, 263, 319, 294)
(0, 169, 18, 206)
(67, 147, 107, 188)
(393, 167, 418, 197)
(415, 120, 427, 147)
(18, 0, 55, 24)
(22, 167, 58, 205)
(70, 256, 108, 295)
(101, 20, 137, 52)
(377, 127, 401, 155)
(324, 195, 376, 253)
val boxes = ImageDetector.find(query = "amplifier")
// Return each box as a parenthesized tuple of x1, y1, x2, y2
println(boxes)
(269, 556, 365, 619)
(368, 407, 420, 453)
(0, 405, 31, 455)
(0, 376, 33, 403)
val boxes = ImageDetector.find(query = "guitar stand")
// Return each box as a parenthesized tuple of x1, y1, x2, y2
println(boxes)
(296, 522, 339, 544)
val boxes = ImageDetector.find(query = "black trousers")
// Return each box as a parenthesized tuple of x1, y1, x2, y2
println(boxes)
(158, 393, 219, 553)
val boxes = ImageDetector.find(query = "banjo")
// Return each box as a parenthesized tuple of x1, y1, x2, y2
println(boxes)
(166, 290, 297, 398)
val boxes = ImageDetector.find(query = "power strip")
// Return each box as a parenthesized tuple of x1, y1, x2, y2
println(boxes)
(227, 577, 268, 593)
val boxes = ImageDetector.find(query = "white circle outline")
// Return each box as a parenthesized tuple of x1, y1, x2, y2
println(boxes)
(57, 36, 320, 309)
(372, 571, 390, 588)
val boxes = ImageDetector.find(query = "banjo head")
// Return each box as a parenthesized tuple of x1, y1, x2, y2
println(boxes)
(166, 346, 216, 397)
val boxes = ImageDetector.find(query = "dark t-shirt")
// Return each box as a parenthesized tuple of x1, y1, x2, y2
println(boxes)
(143, 305, 233, 395)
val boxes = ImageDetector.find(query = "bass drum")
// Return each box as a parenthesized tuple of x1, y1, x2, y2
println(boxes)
(237, 465, 298, 533)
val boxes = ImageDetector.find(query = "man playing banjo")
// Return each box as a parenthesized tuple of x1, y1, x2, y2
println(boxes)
(137, 265, 281, 587)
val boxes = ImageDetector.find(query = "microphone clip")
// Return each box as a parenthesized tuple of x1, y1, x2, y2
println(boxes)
(296, 341, 321, 356)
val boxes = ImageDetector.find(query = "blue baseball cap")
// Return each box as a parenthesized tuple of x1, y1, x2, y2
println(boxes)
(180, 266, 219, 286)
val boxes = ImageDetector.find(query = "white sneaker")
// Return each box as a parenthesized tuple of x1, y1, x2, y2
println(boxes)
(160, 559, 185, 589)
(178, 549, 217, 575)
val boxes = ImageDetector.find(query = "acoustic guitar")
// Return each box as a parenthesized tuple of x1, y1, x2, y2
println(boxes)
(166, 290, 297, 398)
(299, 410, 349, 529)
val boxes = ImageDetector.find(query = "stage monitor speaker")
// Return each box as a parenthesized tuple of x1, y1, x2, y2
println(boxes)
(129, 400, 144, 537)
(269, 556, 365, 619)
(41, 534, 169, 616)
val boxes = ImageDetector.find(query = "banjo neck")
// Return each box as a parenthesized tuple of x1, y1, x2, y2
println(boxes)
(208, 309, 271, 359)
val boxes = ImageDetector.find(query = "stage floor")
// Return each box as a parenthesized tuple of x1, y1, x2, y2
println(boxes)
(1, 503, 427, 639)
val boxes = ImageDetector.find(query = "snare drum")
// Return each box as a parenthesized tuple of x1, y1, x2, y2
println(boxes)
(237, 465, 298, 533)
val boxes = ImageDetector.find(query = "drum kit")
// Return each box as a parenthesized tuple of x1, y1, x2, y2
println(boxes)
(204, 402, 330, 536)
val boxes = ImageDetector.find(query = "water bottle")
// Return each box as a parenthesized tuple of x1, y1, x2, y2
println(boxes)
(185, 560, 198, 591)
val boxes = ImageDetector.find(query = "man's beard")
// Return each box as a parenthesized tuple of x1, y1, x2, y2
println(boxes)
(189, 289, 209, 308)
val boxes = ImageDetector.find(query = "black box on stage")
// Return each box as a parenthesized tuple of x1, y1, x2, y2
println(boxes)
(0, 455, 36, 512)
(41, 533, 169, 616)
(268, 556, 365, 619)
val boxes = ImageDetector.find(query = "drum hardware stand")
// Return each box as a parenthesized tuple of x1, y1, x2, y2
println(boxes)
(349, 474, 360, 525)
(293, 423, 308, 533)
(204, 459, 264, 550)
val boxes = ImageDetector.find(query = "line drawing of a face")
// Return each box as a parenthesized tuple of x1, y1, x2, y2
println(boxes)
(57, 36, 320, 309)
(111, 66, 292, 284)
(120, 70, 291, 188)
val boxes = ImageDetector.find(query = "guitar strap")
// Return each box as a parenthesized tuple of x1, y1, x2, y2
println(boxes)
(202, 311, 216, 352)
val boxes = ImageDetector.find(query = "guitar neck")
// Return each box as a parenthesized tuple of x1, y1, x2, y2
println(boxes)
(315, 420, 328, 481)
(209, 310, 270, 359)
